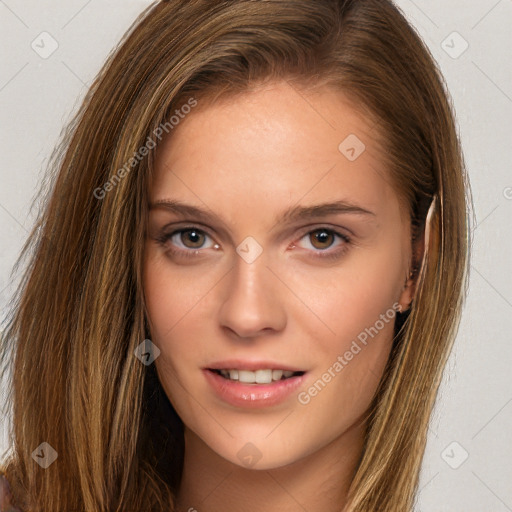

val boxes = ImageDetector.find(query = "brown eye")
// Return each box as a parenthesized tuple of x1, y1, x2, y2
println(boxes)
(180, 229, 206, 248)
(309, 229, 335, 250)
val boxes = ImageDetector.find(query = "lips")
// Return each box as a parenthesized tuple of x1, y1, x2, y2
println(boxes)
(203, 368, 307, 408)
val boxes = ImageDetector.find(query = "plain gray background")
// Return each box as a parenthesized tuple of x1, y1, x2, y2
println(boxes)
(1, 1, 511, 510)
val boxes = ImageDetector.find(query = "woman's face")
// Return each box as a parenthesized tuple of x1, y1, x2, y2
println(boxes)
(143, 80, 415, 470)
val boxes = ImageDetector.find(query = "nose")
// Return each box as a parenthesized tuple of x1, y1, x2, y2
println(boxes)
(218, 249, 287, 339)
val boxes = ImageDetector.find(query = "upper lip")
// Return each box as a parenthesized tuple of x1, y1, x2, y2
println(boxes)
(205, 360, 306, 372)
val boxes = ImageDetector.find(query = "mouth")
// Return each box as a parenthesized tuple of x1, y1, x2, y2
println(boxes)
(207, 368, 306, 384)
(203, 366, 308, 408)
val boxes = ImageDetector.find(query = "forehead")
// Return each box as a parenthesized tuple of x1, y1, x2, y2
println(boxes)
(150, 81, 401, 225)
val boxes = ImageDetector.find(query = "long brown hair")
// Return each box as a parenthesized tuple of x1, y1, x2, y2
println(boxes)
(0, 0, 471, 510)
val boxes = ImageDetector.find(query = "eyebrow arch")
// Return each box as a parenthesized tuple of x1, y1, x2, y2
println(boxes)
(150, 199, 376, 226)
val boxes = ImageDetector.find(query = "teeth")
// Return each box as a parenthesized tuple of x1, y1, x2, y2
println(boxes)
(217, 369, 299, 383)
(272, 370, 283, 381)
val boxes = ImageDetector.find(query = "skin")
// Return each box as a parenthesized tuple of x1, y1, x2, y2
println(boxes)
(143, 80, 418, 512)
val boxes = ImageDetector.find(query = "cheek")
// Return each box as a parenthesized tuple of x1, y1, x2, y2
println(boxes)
(285, 241, 405, 416)
(142, 248, 224, 387)
(289, 243, 404, 351)
(143, 253, 201, 411)
(143, 247, 216, 337)
(292, 270, 399, 429)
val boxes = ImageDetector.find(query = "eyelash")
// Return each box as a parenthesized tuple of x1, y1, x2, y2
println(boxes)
(154, 225, 352, 262)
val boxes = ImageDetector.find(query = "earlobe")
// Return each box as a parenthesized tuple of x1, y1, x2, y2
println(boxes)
(397, 267, 417, 313)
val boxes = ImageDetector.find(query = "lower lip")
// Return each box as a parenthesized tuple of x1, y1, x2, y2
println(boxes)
(203, 369, 307, 409)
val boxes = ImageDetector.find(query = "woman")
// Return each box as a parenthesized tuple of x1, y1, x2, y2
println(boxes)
(0, 0, 470, 510)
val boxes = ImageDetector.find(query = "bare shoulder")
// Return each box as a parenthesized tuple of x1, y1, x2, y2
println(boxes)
(0, 472, 22, 512)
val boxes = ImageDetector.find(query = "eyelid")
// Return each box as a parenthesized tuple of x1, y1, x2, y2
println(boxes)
(294, 223, 352, 241)
(156, 217, 357, 242)
(292, 227, 351, 260)
(157, 222, 352, 245)
(155, 224, 352, 262)
(161, 225, 218, 251)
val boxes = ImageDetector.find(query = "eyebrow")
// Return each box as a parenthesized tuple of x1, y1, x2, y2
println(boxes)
(150, 198, 376, 226)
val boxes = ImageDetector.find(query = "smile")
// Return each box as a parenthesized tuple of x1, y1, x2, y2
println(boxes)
(203, 368, 307, 408)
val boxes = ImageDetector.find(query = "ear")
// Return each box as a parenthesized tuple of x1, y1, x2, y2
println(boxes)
(397, 196, 437, 313)
(397, 239, 423, 313)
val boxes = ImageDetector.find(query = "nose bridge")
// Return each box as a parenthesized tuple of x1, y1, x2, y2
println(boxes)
(232, 235, 271, 295)
(218, 238, 286, 337)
